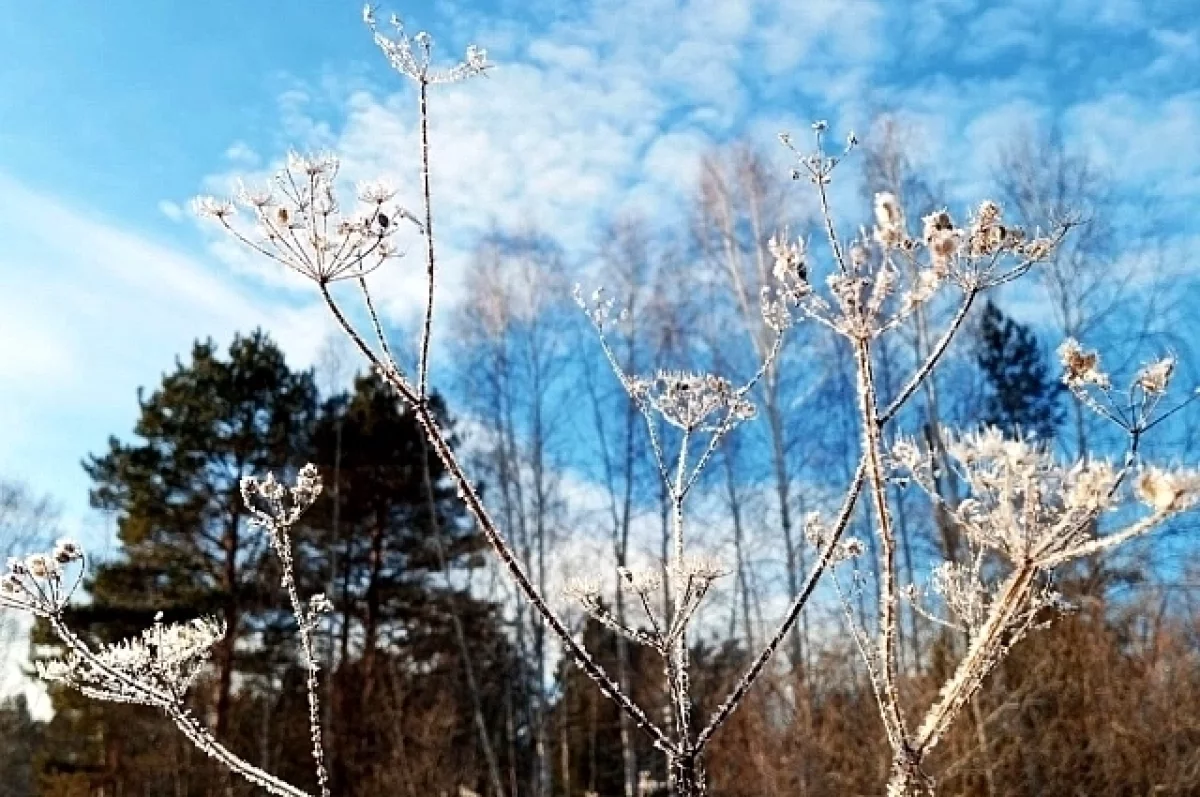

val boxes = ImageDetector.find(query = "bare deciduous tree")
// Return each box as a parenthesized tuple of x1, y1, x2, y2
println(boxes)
(0, 479, 58, 682)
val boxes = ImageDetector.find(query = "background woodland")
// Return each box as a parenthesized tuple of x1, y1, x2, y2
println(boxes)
(2, 121, 1199, 797)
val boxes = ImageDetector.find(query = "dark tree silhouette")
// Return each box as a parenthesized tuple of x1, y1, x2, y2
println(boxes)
(975, 299, 1063, 441)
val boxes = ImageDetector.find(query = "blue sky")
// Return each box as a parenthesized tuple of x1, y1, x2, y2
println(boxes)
(2, 0, 1199, 554)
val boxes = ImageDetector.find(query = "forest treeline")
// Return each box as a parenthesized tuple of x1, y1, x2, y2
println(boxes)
(2, 125, 1199, 797)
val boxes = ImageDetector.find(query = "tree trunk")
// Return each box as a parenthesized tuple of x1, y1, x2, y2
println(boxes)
(216, 505, 241, 739)
(363, 511, 386, 700)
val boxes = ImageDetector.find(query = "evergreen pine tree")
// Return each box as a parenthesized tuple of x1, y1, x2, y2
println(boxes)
(0, 695, 44, 797)
(974, 299, 1063, 441)
(34, 329, 320, 796)
(307, 374, 523, 797)
(33, 339, 521, 797)
(551, 605, 665, 796)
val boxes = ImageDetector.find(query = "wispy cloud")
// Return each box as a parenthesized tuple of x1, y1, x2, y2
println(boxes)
(0, 173, 335, 544)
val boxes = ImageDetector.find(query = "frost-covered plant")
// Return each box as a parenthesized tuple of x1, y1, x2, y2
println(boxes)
(3, 469, 329, 797)
(872, 359, 1199, 794)
(775, 124, 1194, 796)
(2, 540, 85, 619)
(9, 8, 1197, 797)
(193, 153, 409, 284)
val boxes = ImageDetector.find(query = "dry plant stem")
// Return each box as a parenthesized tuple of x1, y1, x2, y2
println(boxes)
(879, 290, 978, 424)
(47, 616, 172, 707)
(696, 457, 867, 750)
(854, 335, 911, 754)
(814, 164, 849, 276)
(416, 434, 507, 797)
(172, 710, 314, 797)
(417, 79, 436, 401)
(582, 601, 662, 651)
(668, 432, 695, 786)
(272, 533, 330, 797)
(1038, 507, 1169, 567)
(317, 282, 675, 755)
(357, 274, 400, 372)
(818, 146, 908, 754)
(695, 290, 977, 751)
(912, 566, 1036, 760)
(48, 616, 313, 797)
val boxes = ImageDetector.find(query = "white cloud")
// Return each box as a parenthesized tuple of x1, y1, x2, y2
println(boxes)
(1149, 27, 1200, 68)
(224, 140, 261, 166)
(526, 40, 596, 73)
(960, 6, 1045, 63)
(0, 172, 337, 549)
(755, 0, 882, 77)
(1065, 90, 1200, 201)
(157, 199, 184, 222)
(1054, 0, 1144, 29)
(194, 0, 885, 337)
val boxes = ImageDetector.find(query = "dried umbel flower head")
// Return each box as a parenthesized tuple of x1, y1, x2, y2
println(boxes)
(780, 120, 857, 186)
(804, 512, 864, 557)
(966, 200, 1025, 258)
(562, 575, 603, 605)
(1135, 467, 1200, 512)
(193, 196, 235, 220)
(760, 286, 794, 332)
(365, 4, 489, 84)
(889, 436, 925, 473)
(53, 539, 83, 564)
(25, 554, 55, 579)
(661, 555, 731, 647)
(768, 234, 808, 294)
(672, 555, 731, 583)
(974, 199, 1001, 227)
(38, 615, 227, 706)
(618, 566, 662, 596)
(940, 428, 1122, 564)
(929, 560, 990, 634)
(761, 233, 812, 330)
(1018, 236, 1056, 261)
(900, 268, 942, 313)
(873, 192, 907, 248)
(356, 179, 398, 205)
(803, 511, 828, 547)
(922, 209, 960, 272)
(830, 537, 865, 563)
(1064, 459, 1120, 513)
(195, 153, 409, 284)
(1, 543, 85, 617)
(626, 371, 757, 432)
(1135, 356, 1176, 395)
(308, 593, 335, 615)
(573, 284, 622, 330)
(241, 464, 324, 531)
(1058, 338, 1110, 389)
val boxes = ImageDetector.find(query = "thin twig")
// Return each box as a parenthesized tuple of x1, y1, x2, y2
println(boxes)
(417, 79, 436, 400)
